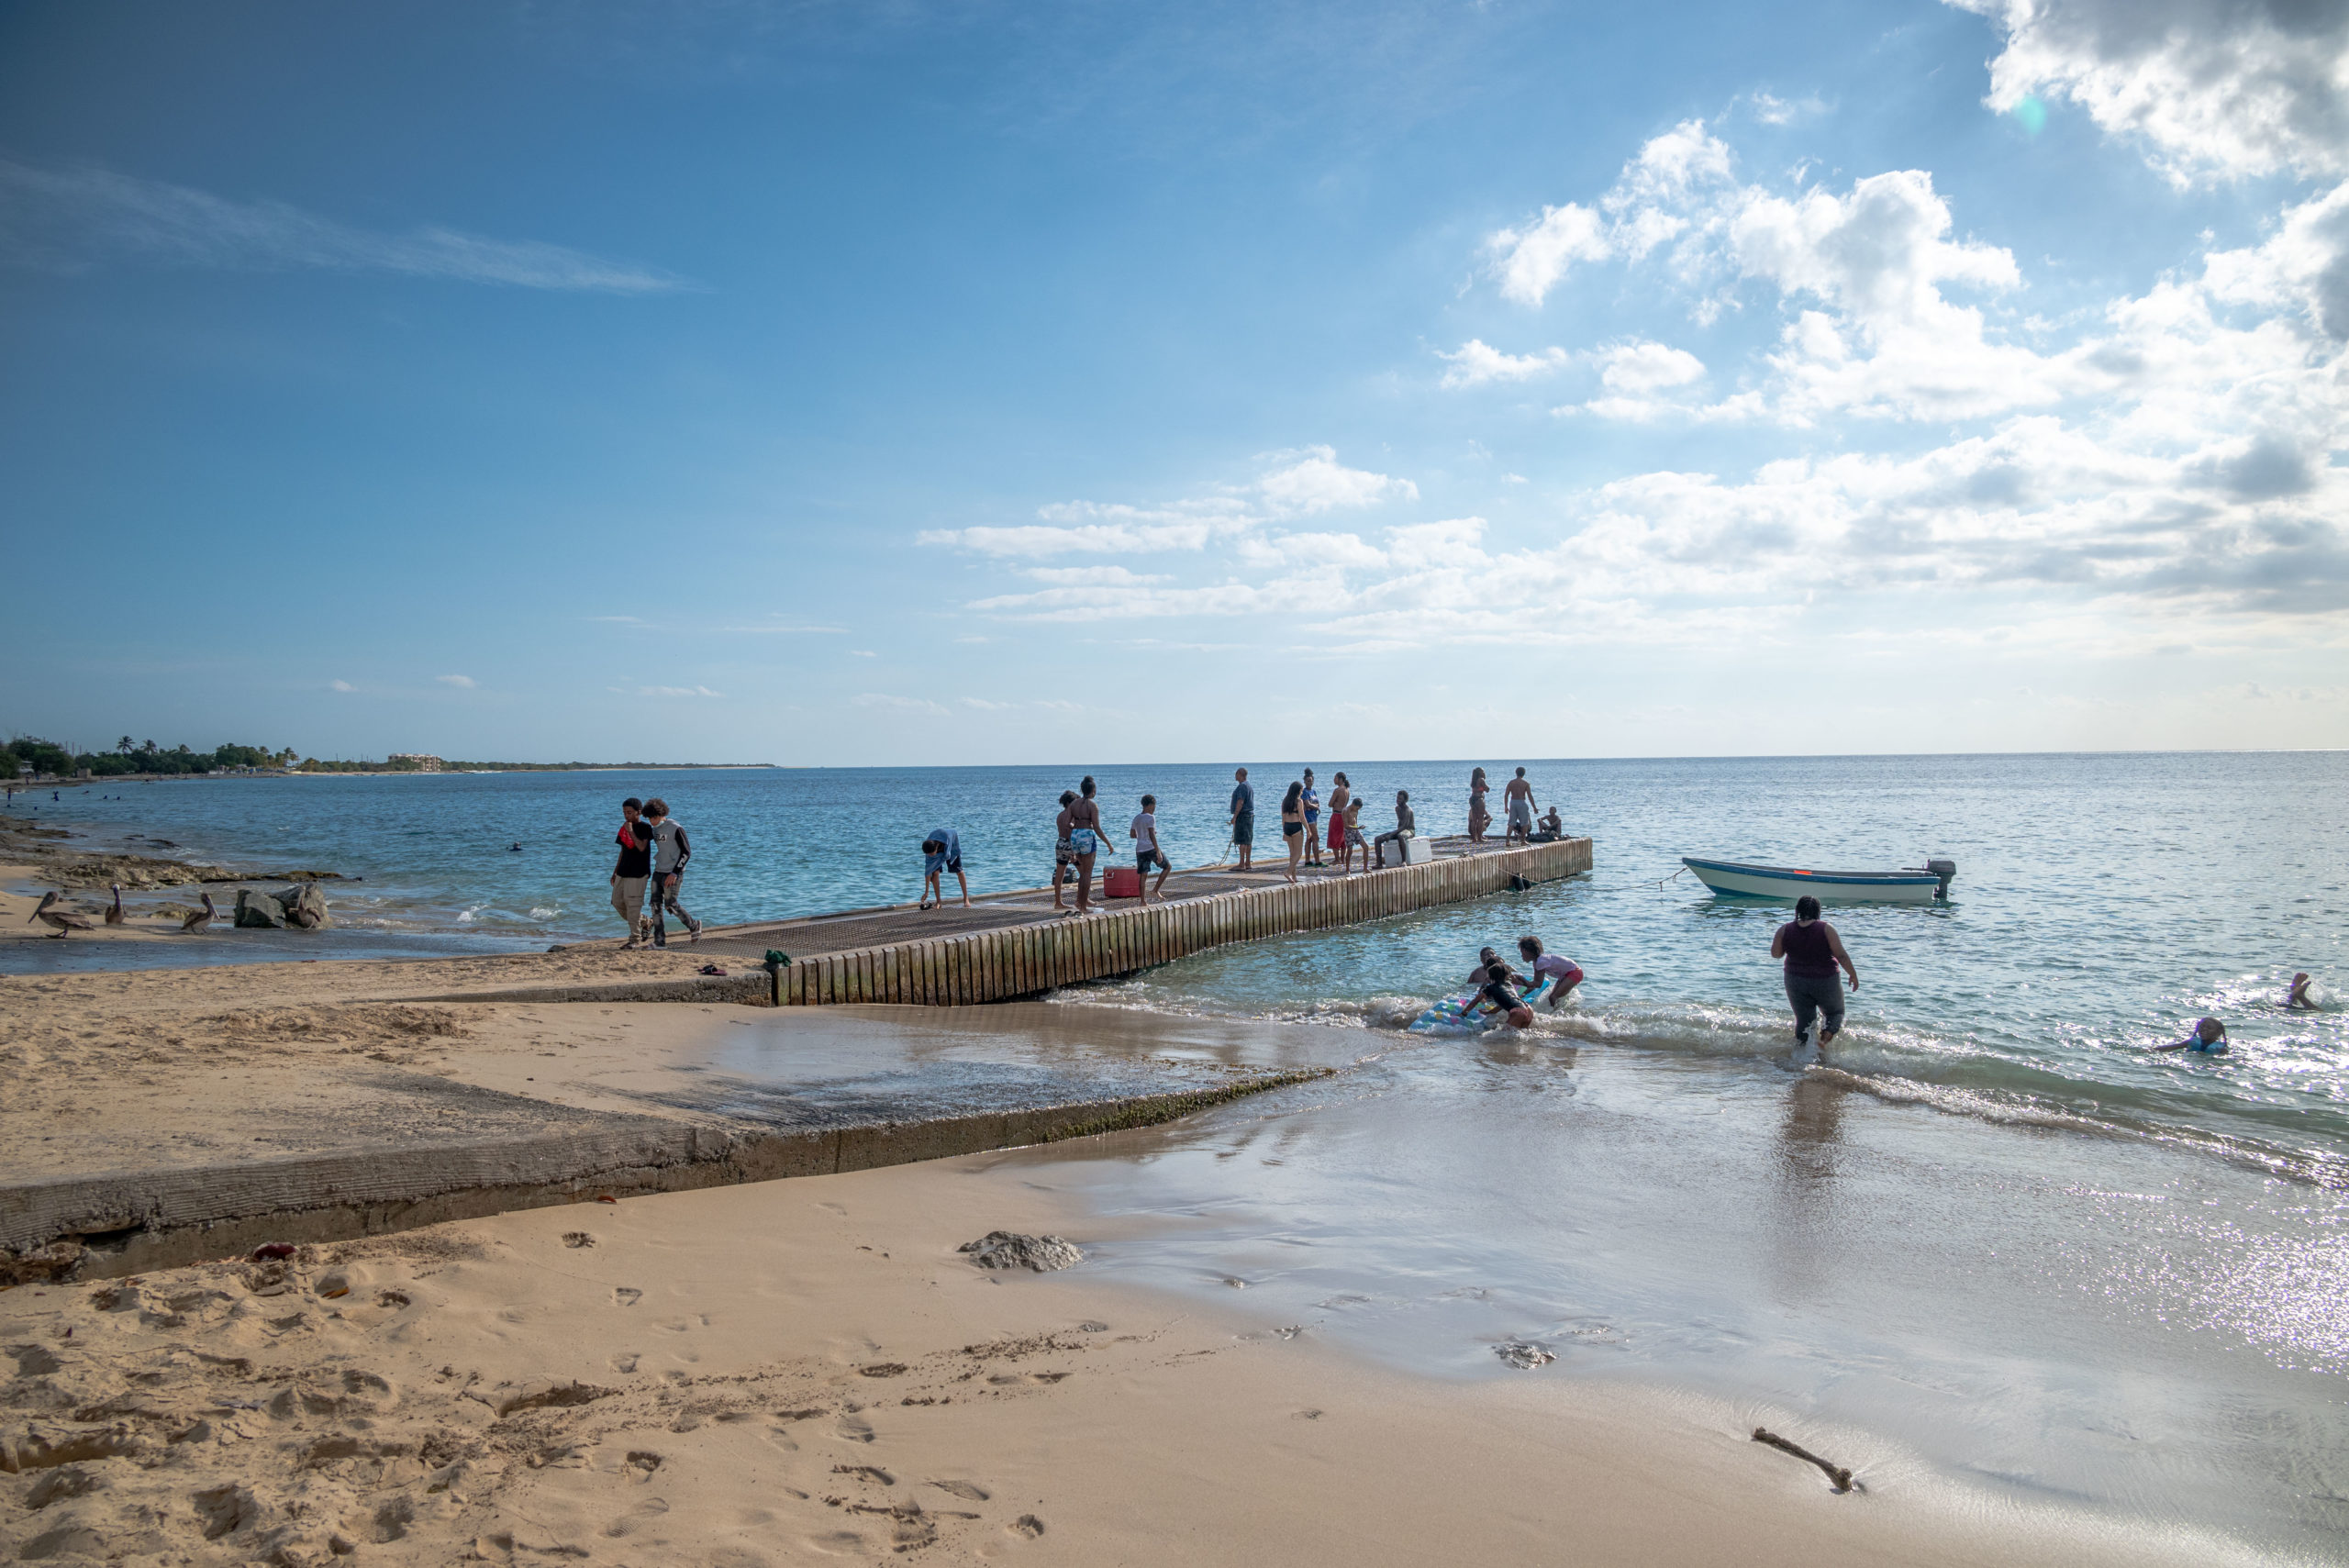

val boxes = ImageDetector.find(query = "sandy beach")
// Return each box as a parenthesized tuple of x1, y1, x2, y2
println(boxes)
(1, 1147, 2243, 1568)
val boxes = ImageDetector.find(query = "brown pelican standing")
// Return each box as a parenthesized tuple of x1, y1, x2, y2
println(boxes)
(105, 884, 125, 925)
(180, 892, 217, 934)
(29, 892, 95, 938)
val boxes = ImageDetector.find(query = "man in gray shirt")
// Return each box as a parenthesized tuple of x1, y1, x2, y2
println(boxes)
(640, 797, 701, 947)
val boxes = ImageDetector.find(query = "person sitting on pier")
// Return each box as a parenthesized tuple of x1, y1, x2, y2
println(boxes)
(920, 828, 970, 910)
(1534, 805, 1564, 841)
(1517, 935, 1583, 1009)
(1372, 790, 1416, 866)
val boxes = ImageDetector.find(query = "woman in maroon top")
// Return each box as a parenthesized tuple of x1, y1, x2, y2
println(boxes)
(1771, 895, 1858, 1048)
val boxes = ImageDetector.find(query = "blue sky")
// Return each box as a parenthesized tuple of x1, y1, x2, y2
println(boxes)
(3, 0, 2343, 764)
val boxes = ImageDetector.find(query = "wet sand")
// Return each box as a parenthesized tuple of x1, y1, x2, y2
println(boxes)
(0, 1150, 2230, 1568)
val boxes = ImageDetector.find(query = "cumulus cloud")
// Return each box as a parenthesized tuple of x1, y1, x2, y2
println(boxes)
(1438, 339, 1571, 387)
(625, 684, 725, 697)
(0, 159, 684, 292)
(1949, 0, 2349, 183)
(435, 674, 478, 688)
(328, 680, 354, 693)
(852, 693, 949, 716)
(919, 446, 1413, 557)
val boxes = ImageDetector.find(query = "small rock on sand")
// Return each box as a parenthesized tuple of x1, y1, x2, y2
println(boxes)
(957, 1231, 1085, 1273)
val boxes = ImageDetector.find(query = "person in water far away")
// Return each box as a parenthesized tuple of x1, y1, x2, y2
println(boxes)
(919, 828, 969, 910)
(2151, 1017, 2229, 1052)
(1772, 895, 1857, 1048)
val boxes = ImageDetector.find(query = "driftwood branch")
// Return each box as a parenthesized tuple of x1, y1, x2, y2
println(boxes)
(1752, 1427, 1854, 1492)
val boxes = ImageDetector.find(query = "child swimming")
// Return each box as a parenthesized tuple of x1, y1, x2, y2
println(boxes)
(2150, 1017, 2228, 1053)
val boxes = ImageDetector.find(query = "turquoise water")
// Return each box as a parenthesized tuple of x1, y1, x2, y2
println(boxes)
(12, 752, 2348, 1180)
(17, 752, 2348, 1551)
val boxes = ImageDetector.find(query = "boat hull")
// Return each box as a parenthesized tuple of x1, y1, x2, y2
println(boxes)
(1681, 857, 1945, 905)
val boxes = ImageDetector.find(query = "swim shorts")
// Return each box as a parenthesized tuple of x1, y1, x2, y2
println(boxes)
(1785, 972, 1844, 1040)
(1232, 811, 1254, 846)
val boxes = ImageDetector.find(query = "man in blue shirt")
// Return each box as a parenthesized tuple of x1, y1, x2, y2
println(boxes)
(920, 828, 969, 910)
(1228, 768, 1255, 872)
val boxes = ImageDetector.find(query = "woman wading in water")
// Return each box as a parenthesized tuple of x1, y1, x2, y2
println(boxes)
(1772, 895, 1858, 1051)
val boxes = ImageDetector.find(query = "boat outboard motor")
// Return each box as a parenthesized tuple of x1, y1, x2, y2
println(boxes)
(1924, 858, 1956, 901)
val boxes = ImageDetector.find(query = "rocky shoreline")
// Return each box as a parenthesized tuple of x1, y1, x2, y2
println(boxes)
(1, 815, 346, 891)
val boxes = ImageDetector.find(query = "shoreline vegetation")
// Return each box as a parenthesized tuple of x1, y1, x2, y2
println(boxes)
(5, 732, 771, 780)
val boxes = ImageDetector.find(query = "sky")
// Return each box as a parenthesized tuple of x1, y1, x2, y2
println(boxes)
(1, 0, 2343, 764)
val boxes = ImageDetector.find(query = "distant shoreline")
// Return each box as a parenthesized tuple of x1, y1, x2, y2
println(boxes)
(11, 763, 776, 784)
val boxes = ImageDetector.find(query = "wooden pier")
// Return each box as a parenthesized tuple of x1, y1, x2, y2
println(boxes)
(696, 836, 1590, 1007)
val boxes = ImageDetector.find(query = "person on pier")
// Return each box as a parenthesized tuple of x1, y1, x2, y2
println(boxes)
(1279, 781, 1306, 884)
(1502, 767, 1538, 846)
(1067, 775, 1110, 915)
(1373, 790, 1416, 866)
(1052, 791, 1078, 910)
(1228, 768, 1256, 872)
(1467, 768, 1492, 842)
(919, 828, 969, 910)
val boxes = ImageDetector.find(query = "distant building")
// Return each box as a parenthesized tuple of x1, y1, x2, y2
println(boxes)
(388, 753, 445, 773)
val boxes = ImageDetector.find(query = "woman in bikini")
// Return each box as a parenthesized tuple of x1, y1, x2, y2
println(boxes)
(1278, 780, 1306, 883)
(1066, 776, 1111, 915)
(1467, 767, 1492, 843)
(1325, 773, 1352, 870)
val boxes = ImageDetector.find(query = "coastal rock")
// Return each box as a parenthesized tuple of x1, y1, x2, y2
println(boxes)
(276, 884, 330, 929)
(234, 889, 286, 929)
(1493, 1340, 1554, 1370)
(957, 1231, 1085, 1273)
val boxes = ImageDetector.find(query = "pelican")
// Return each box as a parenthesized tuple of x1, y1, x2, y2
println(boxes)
(180, 892, 217, 934)
(29, 892, 95, 937)
(105, 884, 125, 925)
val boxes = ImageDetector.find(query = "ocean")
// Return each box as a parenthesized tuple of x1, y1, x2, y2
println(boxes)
(12, 751, 2349, 1552)
(14, 752, 2345, 1181)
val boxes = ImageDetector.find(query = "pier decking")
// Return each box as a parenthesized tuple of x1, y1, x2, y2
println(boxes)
(690, 834, 1592, 1006)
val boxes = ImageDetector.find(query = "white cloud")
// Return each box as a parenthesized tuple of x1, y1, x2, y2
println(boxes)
(1749, 92, 1828, 126)
(920, 447, 1413, 557)
(852, 693, 949, 716)
(1486, 204, 1609, 306)
(436, 674, 477, 688)
(1598, 341, 1708, 393)
(850, 649, 877, 657)
(1950, 0, 2349, 184)
(624, 684, 725, 698)
(328, 680, 354, 693)
(0, 159, 684, 292)
(1252, 445, 1418, 516)
(1438, 339, 1570, 387)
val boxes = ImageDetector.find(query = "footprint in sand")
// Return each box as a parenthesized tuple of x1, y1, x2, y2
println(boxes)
(833, 1414, 875, 1444)
(601, 1497, 670, 1539)
(987, 1372, 1069, 1385)
(612, 1287, 642, 1307)
(804, 1530, 866, 1555)
(1008, 1515, 1047, 1539)
(609, 1353, 640, 1373)
(928, 1480, 989, 1501)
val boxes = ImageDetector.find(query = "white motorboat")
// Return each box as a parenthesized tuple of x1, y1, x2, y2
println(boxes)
(1681, 856, 1956, 905)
